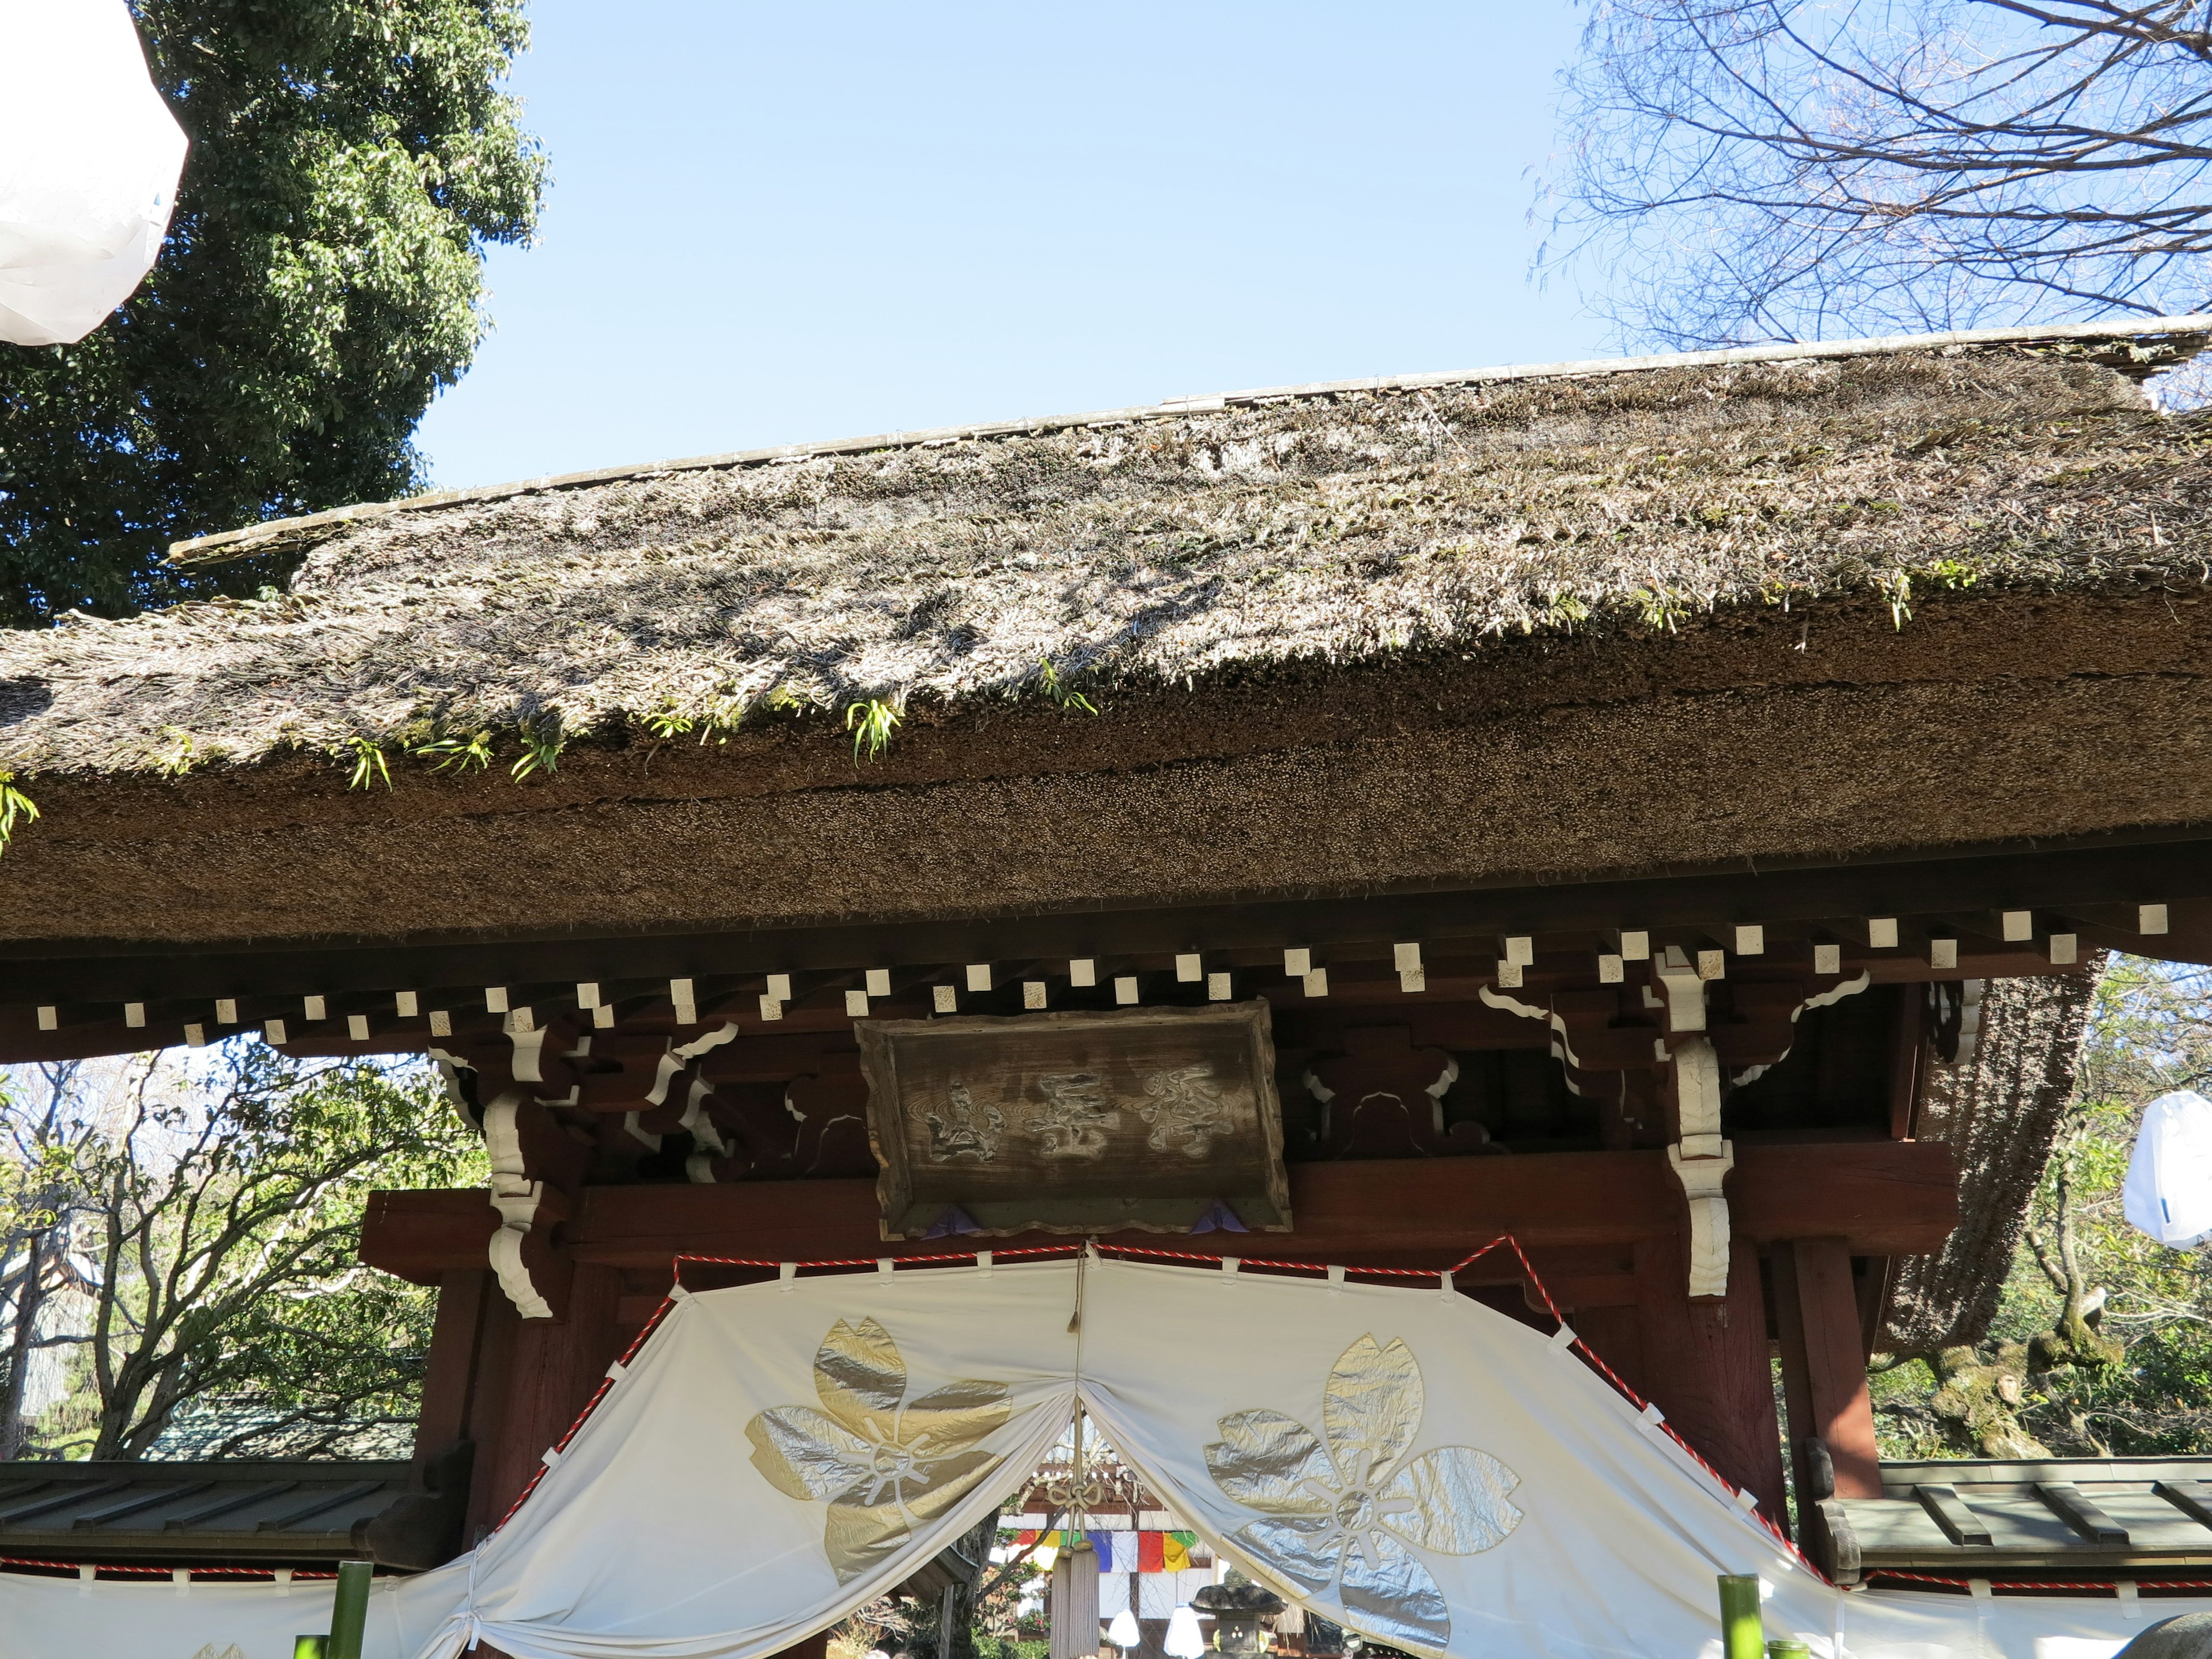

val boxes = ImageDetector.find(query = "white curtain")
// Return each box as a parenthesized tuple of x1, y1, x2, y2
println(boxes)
(0, 1256, 2200, 1659)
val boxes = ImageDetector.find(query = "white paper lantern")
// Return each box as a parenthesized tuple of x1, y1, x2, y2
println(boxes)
(1108, 1611, 1142, 1652)
(0, 0, 187, 346)
(1164, 1607, 1207, 1659)
(2124, 1089, 2212, 1249)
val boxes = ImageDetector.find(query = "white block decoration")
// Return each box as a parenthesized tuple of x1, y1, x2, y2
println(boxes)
(965, 964, 992, 993)
(485, 986, 511, 1014)
(577, 982, 602, 1009)
(1732, 925, 1763, 956)
(1023, 981, 1048, 1010)
(758, 994, 784, 1022)
(932, 985, 957, 1014)
(2001, 911, 2033, 942)
(1813, 943, 1841, 975)
(0, 0, 187, 346)
(302, 994, 326, 1021)
(1597, 953, 1623, 984)
(428, 1010, 452, 1037)
(1114, 976, 1139, 1005)
(844, 990, 870, 1017)
(865, 968, 892, 998)
(263, 1019, 287, 1045)
(1618, 930, 1650, 960)
(1393, 941, 1422, 973)
(765, 974, 793, 1003)
(1930, 939, 1959, 970)
(1175, 954, 1202, 982)
(2050, 933, 2078, 966)
(1868, 918, 1899, 949)
(1302, 968, 1329, 998)
(1283, 947, 1311, 977)
(1069, 959, 1097, 987)
(2141, 903, 2170, 934)
(347, 1014, 370, 1040)
(395, 991, 419, 1018)
(1206, 972, 1231, 1002)
(123, 1001, 145, 1028)
(215, 997, 238, 1024)
(36, 1006, 56, 1031)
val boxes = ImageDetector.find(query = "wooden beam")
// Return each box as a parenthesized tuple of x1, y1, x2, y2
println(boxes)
(1634, 1233, 1790, 1529)
(1777, 1238, 1883, 1501)
(360, 1142, 1957, 1281)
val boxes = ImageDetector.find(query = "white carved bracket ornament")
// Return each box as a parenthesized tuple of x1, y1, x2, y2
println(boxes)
(482, 1087, 556, 1319)
(1665, 1032, 1735, 1298)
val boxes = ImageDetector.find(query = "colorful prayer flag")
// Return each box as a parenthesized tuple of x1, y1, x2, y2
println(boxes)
(1161, 1533, 1191, 1573)
(1138, 1531, 1165, 1573)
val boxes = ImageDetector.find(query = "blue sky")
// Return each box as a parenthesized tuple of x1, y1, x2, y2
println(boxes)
(414, 2, 1603, 491)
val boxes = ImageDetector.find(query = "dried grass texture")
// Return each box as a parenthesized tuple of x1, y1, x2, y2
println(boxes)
(5, 339, 2211, 777)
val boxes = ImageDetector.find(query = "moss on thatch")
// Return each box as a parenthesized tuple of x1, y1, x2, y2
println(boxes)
(5, 321, 2211, 781)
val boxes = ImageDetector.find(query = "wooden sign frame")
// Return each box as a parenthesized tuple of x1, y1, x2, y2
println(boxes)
(856, 1001, 1290, 1240)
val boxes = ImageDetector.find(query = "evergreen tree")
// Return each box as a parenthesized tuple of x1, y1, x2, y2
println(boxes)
(0, 1, 544, 625)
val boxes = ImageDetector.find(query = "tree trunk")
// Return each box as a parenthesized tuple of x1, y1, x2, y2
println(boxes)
(1927, 1343, 2052, 1458)
(1, 1229, 46, 1459)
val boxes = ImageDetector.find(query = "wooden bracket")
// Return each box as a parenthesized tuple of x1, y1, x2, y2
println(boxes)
(1662, 1033, 1733, 1297)
(481, 1088, 579, 1320)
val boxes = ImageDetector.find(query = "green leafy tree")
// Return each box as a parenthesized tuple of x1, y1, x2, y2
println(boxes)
(1, 1045, 483, 1460)
(0, 0, 544, 626)
(1873, 957, 2212, 1459)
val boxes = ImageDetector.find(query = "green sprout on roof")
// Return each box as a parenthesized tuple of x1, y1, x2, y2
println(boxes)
(0, 769, 37, 857)
(414, 729, 495, 774)
(512, 722, 564, 782)
(343, 736, 392, 791)
(1036, 657, 1099, 715)
(846, 697, 903, 760)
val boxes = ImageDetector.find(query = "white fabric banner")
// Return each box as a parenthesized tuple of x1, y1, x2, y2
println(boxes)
(1, 1256, 2203, 1659)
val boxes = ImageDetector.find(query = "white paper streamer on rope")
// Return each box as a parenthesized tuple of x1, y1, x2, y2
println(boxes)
(0, 0, 187, 344)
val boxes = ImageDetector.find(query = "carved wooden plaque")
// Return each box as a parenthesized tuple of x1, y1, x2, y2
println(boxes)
(856, 1001, 1289, 1240)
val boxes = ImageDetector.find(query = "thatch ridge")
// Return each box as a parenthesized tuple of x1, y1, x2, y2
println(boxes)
(166, 314, 2212, 565)
(7, 321, 2212, 781)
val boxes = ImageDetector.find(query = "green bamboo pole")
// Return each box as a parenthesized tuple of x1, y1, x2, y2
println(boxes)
(327, 1561, 374, 1659)
(1717, 1574, 1764, 1659)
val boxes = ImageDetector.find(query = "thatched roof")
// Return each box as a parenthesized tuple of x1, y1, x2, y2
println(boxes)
(3, 315, 2211, 781)
(3, 317, 2211, 961)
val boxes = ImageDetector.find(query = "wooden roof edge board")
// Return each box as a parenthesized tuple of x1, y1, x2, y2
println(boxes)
(165, 313, 2212, 565)
(1914, 1483, 1995, 1547)
(1885, 1457, 2212, 1489)
(2157, 1480, 2212, 1528)
(2036, 1482, 2133, 1545)
(0, 831, 2203, 998)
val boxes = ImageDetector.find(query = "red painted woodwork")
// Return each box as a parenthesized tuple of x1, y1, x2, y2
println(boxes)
(1632, 1233, 1790, 1531)
(1307, 1027, 1497, 1158)
(360, 1142, 1957, 1286)
(477, 1263, 627, 1525)
(1774, 1238, 1882, 1501)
